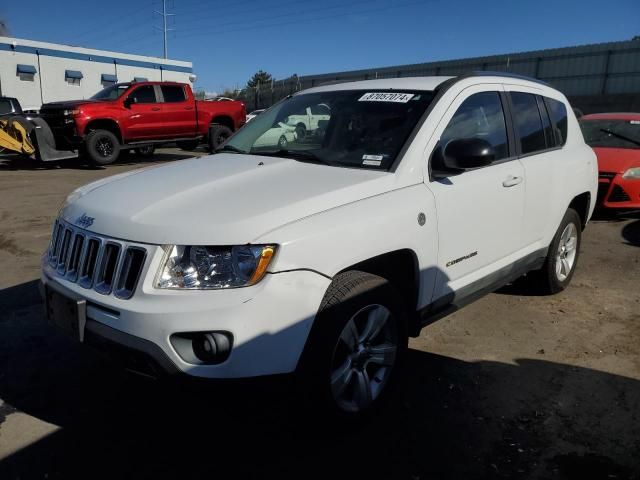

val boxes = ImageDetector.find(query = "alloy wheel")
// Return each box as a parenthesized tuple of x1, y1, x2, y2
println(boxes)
(555, 222, 578, 281)
(330, 304, 397, 413)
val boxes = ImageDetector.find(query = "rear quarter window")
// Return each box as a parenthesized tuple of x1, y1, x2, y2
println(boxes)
(545, 98, 568, 146)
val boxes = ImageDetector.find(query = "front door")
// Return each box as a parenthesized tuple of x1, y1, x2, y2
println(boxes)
(427, 86, 526, 301)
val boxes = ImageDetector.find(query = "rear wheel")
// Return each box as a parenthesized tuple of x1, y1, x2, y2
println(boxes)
(528, 208, 582, 294)
(207, 124, 233, 153)
(298, 271, 407, 417)
(85, 129, 120, 166)
(135, 145, 155, 157)
(295, 124, 306, 142)
(176, 140, 200, 151)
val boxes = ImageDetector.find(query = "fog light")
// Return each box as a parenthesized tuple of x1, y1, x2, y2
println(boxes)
(170, 331, 232, 365)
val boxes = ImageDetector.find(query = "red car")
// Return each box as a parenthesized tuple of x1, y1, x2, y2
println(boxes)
(579, 113, 640, 210)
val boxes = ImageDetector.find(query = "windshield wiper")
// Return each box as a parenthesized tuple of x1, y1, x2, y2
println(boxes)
(215, 144, 247, 154)
(600, 128, 640, 147)
(252, 149, 333, 165)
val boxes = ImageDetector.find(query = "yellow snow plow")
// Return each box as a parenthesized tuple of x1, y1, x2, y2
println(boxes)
(0, 116, 36, 155)
(0, 96, 77, 161)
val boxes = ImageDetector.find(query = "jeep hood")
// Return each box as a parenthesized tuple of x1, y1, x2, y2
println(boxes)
(61, 154, 406, 245)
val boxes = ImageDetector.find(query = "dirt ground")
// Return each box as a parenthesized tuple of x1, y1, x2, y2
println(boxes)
(0, 150, 638, 480)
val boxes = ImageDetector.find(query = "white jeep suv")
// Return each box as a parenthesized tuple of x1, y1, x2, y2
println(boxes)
(42, 73, 597, 415)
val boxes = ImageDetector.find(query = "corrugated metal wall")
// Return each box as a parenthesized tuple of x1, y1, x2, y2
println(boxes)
(241, 39, 640, 113)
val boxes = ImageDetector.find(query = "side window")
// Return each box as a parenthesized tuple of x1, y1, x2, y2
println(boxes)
(129, 85, 157, 104)
(546, 98, 568, 146)
(0, 99, 14, 115)
(310, 104, 330, 116)
(440, 91, 509, 161)
(510, 92, 546, 155)
(536, 95, 556, 148)
(161, 85, 186, 103)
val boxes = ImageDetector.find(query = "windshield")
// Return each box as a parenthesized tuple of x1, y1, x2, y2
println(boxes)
(223, 89, 435, 170)
(90, 83, 131, 101)
(579, 119, 640, 149)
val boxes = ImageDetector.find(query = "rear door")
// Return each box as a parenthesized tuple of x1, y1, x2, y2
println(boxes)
(427, 85, 526, 301)
(505, 87, 564, 248)
(123, 85, 164, 140)
(159, 84, 198, 138)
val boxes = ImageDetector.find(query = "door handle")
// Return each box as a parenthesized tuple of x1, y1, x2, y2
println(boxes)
(185, 106, 194, 110)
(502, 175, 523, 187)
(151, 107, 161, 111)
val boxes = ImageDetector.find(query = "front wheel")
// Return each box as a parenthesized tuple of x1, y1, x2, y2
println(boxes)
(85, 129, 120, 166)
(207, 124, 233, 153)
(529, 208, 582, 294)
(298, 271, 407, 416)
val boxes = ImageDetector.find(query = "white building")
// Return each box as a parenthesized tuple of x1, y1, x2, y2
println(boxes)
(0, 36, 194, 110)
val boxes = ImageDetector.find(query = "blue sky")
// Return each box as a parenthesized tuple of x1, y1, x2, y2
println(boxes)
(2, 0, 638, 94)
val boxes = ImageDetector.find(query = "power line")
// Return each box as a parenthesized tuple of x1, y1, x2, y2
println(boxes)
(177, 0, 427, 41)
(176, 0, 370, 30)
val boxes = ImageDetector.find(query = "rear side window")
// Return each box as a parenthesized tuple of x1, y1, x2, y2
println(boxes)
(536, 96, 556, 148)
(161, 85, 186, 103)
(0, 99, 14, 115)
(129, 85, 156, 104)
(546, 98, 568, 146)
(510, 92, 546, 155)
(440, 91, 509, 161)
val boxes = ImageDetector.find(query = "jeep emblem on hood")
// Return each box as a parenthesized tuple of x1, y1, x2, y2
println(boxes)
(75, 213, 95, 228)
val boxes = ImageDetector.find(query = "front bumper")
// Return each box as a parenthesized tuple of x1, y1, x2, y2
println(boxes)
(41, 254, 330, 379)
(597, 172, 640, 209)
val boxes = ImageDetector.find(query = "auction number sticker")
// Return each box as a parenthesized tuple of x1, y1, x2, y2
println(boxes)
(359, 92, 414, 103)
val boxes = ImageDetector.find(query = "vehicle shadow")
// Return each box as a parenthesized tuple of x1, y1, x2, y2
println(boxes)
(621, 219, 640, 247)
(0, 281, 638, 480)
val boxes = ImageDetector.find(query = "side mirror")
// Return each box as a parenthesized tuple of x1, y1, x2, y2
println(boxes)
(440, 138, 495, 172)
(124, 96, 136, 108)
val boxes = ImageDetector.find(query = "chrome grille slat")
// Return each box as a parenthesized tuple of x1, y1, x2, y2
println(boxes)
(47, 220, 146, 300)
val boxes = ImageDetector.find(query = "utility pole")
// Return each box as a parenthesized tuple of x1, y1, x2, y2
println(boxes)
(155, 0, 174, 59)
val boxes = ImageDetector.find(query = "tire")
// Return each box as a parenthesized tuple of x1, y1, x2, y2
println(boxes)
(278, 135, 288, 149)
(85, 129, 120, 166)
(529, 208, 582, 294)
(207, 124, 233, 153)
(135, 145, 155, 157)
(297, 271, 408, 417)
(295, 124, 306, 142)
(176, 140, 200, 151)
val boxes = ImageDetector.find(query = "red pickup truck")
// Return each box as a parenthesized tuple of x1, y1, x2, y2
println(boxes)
(38, 81, 245, 165)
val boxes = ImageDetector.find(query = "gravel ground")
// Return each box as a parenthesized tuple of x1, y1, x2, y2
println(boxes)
(0, 150, 638, 480)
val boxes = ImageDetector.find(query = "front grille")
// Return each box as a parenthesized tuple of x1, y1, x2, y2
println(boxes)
(609, 185, 631, 203)
(599, 171, 617, 181)
(48, 220, 147, 300)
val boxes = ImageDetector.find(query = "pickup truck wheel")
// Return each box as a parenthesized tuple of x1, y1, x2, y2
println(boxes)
(529, 208, 582, 294)
(207, 124, 233, 153)
(278, 135, 288, 149)
(135, 146, 155, 157)
(298, 271, 407, 417)
(295, 124, 306, 142)
(176, 140, 200, 151)
(85, 129, 120, 166)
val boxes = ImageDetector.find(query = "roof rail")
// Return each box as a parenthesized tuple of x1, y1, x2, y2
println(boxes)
(460, 71, 550, 86)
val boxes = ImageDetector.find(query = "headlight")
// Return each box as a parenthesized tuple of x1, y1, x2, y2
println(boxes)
(156, 245, 276, 289)
(622, 167, 640, 179)
(63, 109, 80, 116)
